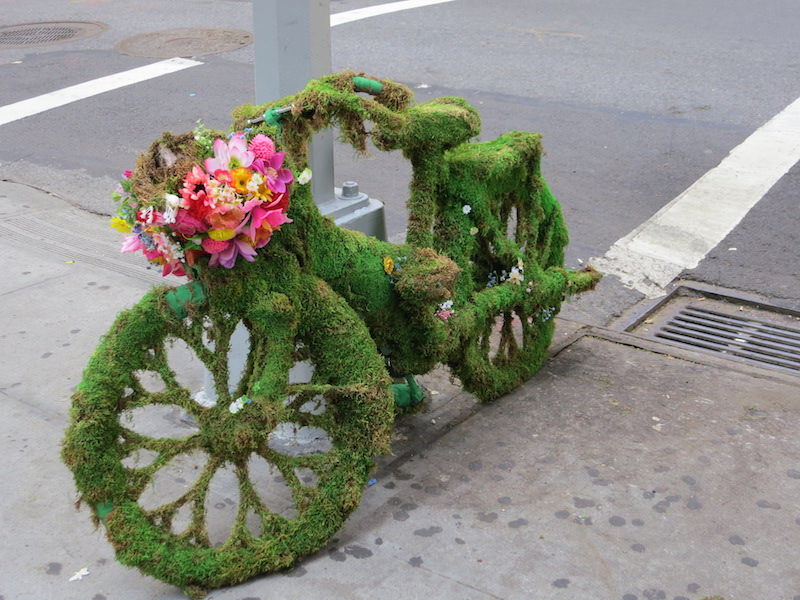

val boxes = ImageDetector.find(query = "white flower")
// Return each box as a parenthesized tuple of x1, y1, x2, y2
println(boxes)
(139, 206, 156, 224)
(508, 267, 524, 285)
(162, 194, 181, 224)
(229, 396, 252, 414)
(247, 172, 264, 193)
(298, 168, 313, 185)
(517, 258, 524, 270)
(462, 204, 472, 214)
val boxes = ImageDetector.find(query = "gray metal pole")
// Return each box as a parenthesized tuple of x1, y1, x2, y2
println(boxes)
(197, 1, 386, 406)
(253, 0, 386, 238)
(254, 0, 335, 205)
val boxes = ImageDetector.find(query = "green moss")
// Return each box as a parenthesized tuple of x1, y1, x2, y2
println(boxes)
(63, 71, 600, 594)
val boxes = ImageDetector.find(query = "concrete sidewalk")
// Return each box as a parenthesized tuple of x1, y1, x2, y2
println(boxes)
(2, 180, 799, 600)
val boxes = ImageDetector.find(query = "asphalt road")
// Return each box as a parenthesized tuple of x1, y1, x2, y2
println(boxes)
(1, 0, 798, 306)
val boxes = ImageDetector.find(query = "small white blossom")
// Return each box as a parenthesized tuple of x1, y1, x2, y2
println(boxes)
(462, 204, 472, 214)
(162, 194, 181, 224)
(247, 172, 265, 193)
(508, 267, 524, 285)
(139, 206, 156, 224)
(298, 168, 313, 185)
(229, 396, 252, 414)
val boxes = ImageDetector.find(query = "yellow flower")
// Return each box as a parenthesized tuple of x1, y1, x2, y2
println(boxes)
(383, 256, 395, 275)
(209, 228, 237, 241)
(231, 167, 252, 194)
(110, 217, 131, 233)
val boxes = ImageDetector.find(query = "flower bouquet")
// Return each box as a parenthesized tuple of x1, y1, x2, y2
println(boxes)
(111, 127, 297, 277)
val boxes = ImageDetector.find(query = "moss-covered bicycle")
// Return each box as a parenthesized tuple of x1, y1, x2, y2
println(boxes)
(62, 72, 599, 597)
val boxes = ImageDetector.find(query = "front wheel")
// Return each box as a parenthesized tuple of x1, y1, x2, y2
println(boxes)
(62, 278, 393, 596)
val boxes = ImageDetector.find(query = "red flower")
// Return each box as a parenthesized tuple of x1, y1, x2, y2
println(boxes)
(179, 165, 213, 220)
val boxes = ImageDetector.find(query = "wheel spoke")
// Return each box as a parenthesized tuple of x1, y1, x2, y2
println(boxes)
(121, 432, 201, 499)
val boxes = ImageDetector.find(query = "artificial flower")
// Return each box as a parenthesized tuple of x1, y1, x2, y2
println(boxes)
(110, 217, 131, 233)
(462, 204, 472, 214)
(204, 135, 255, 173)
(162, 194, 181, 224)
(383, 256, 395, 275)
(435, 300, 455, 322)
(229, 396, 252, 414)
(253, 151, 293, 194)
(112, 131, 291, 276)
(230, 167, 252, 195)
(201, 237, 229, 254)
(208, 236, 258, 268)
(172, 210, 208, 236)
(208, 227, 237, 241)
(508, 267, 524, 285)
(297, 168, 312, 184)
(249, 134, 275, 160)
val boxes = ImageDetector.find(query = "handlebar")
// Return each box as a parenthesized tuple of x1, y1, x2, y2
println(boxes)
(245, 75, 388, 128)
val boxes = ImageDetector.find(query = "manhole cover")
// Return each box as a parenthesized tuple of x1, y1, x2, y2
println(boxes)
(630, 287, 800, 375)
(0, 21, 107, 48)
(116, 28, 252, 58)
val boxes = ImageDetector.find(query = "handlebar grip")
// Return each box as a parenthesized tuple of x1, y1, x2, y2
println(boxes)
(352, 76, 384, 95)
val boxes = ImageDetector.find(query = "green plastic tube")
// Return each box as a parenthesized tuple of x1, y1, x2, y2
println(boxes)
(352, 76, 383, 95)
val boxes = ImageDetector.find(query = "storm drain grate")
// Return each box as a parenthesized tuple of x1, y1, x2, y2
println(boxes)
(655, 305, 800, 374)
(0, 22, 107, 48)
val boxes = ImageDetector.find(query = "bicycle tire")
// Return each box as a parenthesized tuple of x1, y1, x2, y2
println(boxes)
(435, 132, 585, 401)
(62, 276, 393, 597)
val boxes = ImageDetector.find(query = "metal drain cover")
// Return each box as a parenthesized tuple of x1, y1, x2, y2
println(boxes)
(0, 21, 107, 48)
(631, 289, 800, 375)
(116, 28, 252, 58)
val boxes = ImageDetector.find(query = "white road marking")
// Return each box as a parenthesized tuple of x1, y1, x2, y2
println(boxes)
(331, 0, 456, 26)
(0, 57, 202, 127)
(591, 95, 800, 298)
(0, 1, 455, 126)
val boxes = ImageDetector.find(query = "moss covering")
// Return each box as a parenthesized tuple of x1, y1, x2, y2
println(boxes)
(62, 71, 599, 595)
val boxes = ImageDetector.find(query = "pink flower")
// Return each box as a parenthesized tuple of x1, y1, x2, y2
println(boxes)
(120, 234, 145, 254)
(435, 309, 454, 322)
(253, 151, 293, 194)
(172, 210, 208, 236)
(238, 205, 292, 243)
(161, 258, 185, 277)
(249, 134, 275, 160)
(262, 207, 292, 230)
(208, 237, 257, 268)
(204, 136, 255, 173)
(201, 237, 230, 254)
